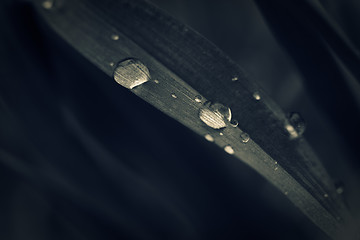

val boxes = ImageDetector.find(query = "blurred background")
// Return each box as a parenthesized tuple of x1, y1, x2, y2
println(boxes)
(0, 0, 360, 239)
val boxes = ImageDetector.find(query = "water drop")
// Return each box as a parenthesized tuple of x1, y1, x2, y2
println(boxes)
(324, 193, 329, 198)
(336, 187, 344, 194)
(194, 95, 202, 103)
(224, 145, 235, 155)
(42, 0, 53, 9)
(219, 132, 224, 136)
(230, 119, 238, 127)
(113, 58, 150, 89)
(288, 112, 306, 137)
(232, 76, 238, 81)
(171, 93, 177, 99)
(109, 62, 115, 67)
(253, 92, 261, 100)
(111, 34, 120, 40)
(199, 101, 232, 129)
(240, 132, 250, 143)
(335, 181, 345, 194)
(154, 79, 160, 84)
(204, 134, 214, 142)
(274, 166, 279, 171)
(285, 124, 299, 139)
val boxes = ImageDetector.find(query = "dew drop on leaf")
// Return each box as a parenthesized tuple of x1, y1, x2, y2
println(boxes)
(253, 92, 261, 100)
(230, 119, 238, 127)
(199, 101, 232, 129)
(204, 134, 214, 142)
(113, 59, 150, 89)
(42, 0, 53, 9)
(224, 145, 235, 155)
(240, 132, 250, 143)
(195, 95, 202, 103)
(288, 112, 306, 137)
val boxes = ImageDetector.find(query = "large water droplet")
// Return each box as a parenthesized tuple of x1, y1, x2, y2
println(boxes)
(199, 101, 232, 129)
(288, 112, 306, 137)
(113, 59, 150, 89)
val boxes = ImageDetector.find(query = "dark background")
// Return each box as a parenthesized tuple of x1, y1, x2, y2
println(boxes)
(1, 0, 360, 239)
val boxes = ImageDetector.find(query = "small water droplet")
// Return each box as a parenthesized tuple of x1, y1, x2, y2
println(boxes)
(232, 76, 238, 81)
(195, 95, 202, 103)
(171, 93, 177, 99)
(224, 145, 235, 155)
(240, 132, 250, 143)
(253, 92, 261, 100)
(154, 79, 159, 84)
(284, 191, 289, 195)
(285, 124, 299, 139)
(109, 62, 115, 67)
(204, 134, 214, 142)
(111, 34, 120, 41)
(324, 193, 329, 198)
(42, 0, 53, 9)
(288, 112, 306, 137)
(274, 161, 278, 165)
(199, 101, 232, 129)
(274, 166, 279, 171)
(219, 132, 224, 136)
(336, 187, 344, 194)
(113, 58, 150, 89)
(230, 119, 238, 127)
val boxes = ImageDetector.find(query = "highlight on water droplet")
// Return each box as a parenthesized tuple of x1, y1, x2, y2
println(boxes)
(204, 134, 214, 142)
(324, 193, 329, 198)
(224, 145, 235, 155)
(231, 76, 238, 81)
(240, 132, 250, 143)
(199, 101, 232, 129)
(253, 92, 261, 100)
(154, 79, 160, 84)
(113, 58, 150, 89)
(109, 62, 115, 67)
(288, 112, 306, 137)
(195, 95, 202, 103)
(171, 93, 177, 99)
(230, 119, 238, 127)
(219, 132, 224, 136)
